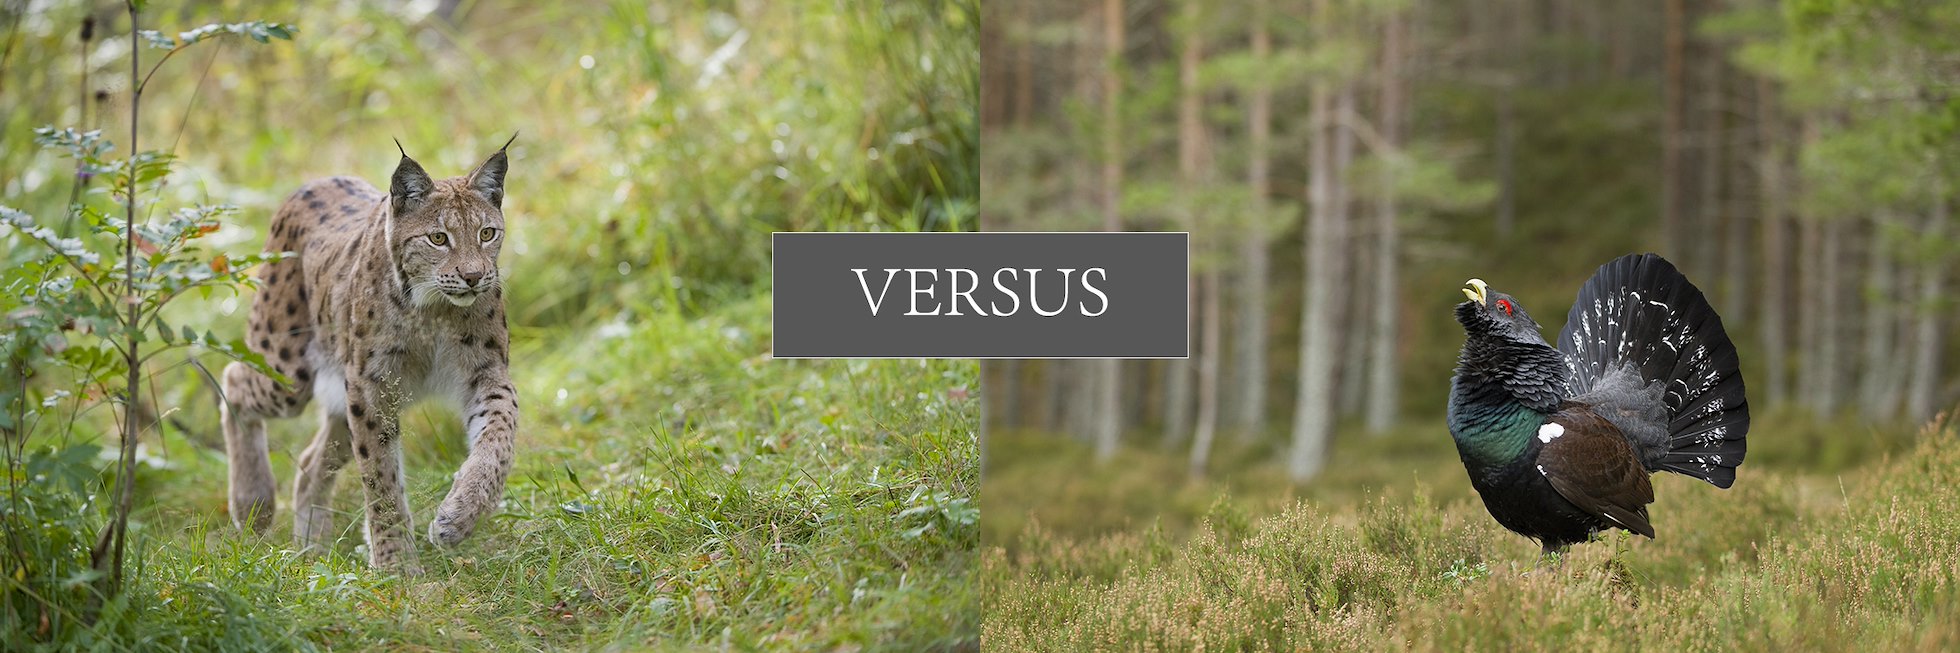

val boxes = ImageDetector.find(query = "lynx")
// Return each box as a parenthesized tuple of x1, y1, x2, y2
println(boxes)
(221, 137, 519, 572)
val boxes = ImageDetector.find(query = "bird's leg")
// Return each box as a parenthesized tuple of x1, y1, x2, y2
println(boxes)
(1525, 544, 1567, 575)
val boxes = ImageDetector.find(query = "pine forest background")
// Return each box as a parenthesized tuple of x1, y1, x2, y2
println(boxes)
(982, 1, 1960, 648)
(981, 0, 1957, 482)
(987, 0, 1960, 647)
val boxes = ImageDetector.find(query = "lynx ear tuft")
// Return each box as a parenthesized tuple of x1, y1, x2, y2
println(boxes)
(466, 133, 516, 208)
(389, 140, 434, 217)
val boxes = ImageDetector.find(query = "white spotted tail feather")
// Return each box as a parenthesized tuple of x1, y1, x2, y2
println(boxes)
(1554, 254, 1749, 488)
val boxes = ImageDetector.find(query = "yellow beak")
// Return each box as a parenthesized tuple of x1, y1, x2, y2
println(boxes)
(1462, 278, 1488, 305)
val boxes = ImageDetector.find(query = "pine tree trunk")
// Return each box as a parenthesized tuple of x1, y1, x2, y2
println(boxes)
(1661, 0, 1686, 257)
(1163, 360, 1192, 443)
(1721, 67, 1749, 321)
(1290, 33, 1339, 481)
(1042, 360, 1067, 432)
(1093, 0, 1125, 461)
(1698, 49, 1723, 280)
(1165, 1, 1204, 446)
(1329, 85, 1358, 415)
(1883, 272, 1914, 416)
(1797, 209, 1822, 412)
(1232, 0, 1273, 438)
(1365, 8, 1406, 434)
(1757, 78, 1788, 406)
(1858, 221, 1896, 418)
(1906, 195, 1948, 423)
(1803, 217, 1834, 411)
(1339, 232, 1371, 418)
(1186, 0, 1223, 458)
(1129, 361, 1155, 433)
(1191, 271, 1223, 476)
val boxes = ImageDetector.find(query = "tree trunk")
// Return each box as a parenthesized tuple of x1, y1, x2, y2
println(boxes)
(1290, 30, 1340, 482)
(1093, 0, 1125, 462)
(1191, 270, 1223, 476)
(1066, 362, 1095, 442)
(1698, 49, 1723, 281)
(1233, 0, 1273, 438)
(1858, 221, 1896, 418)
(1816, 217, 1843, 417)
(1721, 67, 1748, 321)
(1797, 208, 1823, 412)
(1661, 0, 1686, 257)
(1906, 195, 1948, 423)
(1041, 360, 1066, 432)
(1129, 361, 1154, 433)
(1339, 232, 1371, 418)
(1328, 85, 1358, 415)
(1365, 8, 1405, 434)
(1165, 0, 1204, 446)
(1756, 77, 1788, 406)
(1162, 360, 1191, 442)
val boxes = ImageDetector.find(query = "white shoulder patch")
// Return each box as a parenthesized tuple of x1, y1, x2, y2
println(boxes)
(1537, 422, 1565, 443)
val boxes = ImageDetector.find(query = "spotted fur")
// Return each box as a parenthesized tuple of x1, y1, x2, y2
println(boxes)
(221, 139, 518, 573)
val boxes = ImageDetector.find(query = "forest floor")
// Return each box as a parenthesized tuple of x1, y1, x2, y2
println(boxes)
(70, 293, 979, 651)
(982, 410, 1960, 651)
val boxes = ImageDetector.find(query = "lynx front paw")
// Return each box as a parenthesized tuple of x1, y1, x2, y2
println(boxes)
(427, 502, 480, 548)
(228, 486, 276, 534)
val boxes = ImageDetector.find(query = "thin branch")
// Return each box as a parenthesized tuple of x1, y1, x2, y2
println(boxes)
(168, 41, 224, 159)
(135, 45, 186, 97)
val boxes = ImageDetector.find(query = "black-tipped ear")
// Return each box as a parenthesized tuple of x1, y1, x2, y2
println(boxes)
(467, 132, 517, 208)
(390, 139, 434, 217)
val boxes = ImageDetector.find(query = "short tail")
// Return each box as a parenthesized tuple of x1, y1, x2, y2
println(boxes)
(1556, 254, 1748, 488)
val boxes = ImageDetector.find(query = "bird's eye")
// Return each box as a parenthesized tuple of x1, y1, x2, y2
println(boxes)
(427, 232, 449, 246)
(1497, 299, 1514, 316)
(480, 227, 497, 242)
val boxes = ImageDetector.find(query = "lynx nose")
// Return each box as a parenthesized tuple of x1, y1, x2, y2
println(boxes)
(460, 271, 486, 287)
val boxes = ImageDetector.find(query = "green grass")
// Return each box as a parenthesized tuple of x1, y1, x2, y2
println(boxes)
(3, 0, 977, 649)
(32, 294, 978, 651)
(982, 413, 1957, 651)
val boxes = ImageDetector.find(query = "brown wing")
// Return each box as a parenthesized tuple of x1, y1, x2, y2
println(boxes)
(1535, 405, 1657, 538)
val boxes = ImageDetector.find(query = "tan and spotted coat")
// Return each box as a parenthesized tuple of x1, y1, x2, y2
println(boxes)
(221, 140, 519, 573)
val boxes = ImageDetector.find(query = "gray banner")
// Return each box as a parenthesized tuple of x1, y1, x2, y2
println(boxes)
(773, 232, 1189, 358)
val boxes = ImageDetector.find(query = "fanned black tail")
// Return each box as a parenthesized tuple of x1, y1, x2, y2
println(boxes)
(1556, 254, 1749, 488)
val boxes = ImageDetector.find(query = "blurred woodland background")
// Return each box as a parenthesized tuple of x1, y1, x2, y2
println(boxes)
(1, 0, 978, 649)
(981, 0, 1958, 480)
(981, 1, 1960, 648)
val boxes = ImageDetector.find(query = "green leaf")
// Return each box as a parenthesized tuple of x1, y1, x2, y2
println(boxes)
(174, 21, 300, 49)
(1, 206, 102, 266)
(138, 29, 176, 50)
(32, 127, 116, 170)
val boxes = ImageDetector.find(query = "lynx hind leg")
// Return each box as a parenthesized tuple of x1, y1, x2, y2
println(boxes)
(292, 403, 351, 552)
(224, 244, 315, 533)
(220, 360, 310, 532)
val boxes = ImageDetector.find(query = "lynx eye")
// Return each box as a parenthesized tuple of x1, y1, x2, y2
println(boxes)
(426, 232, 449, 247)
(480, 227, 497, 242)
